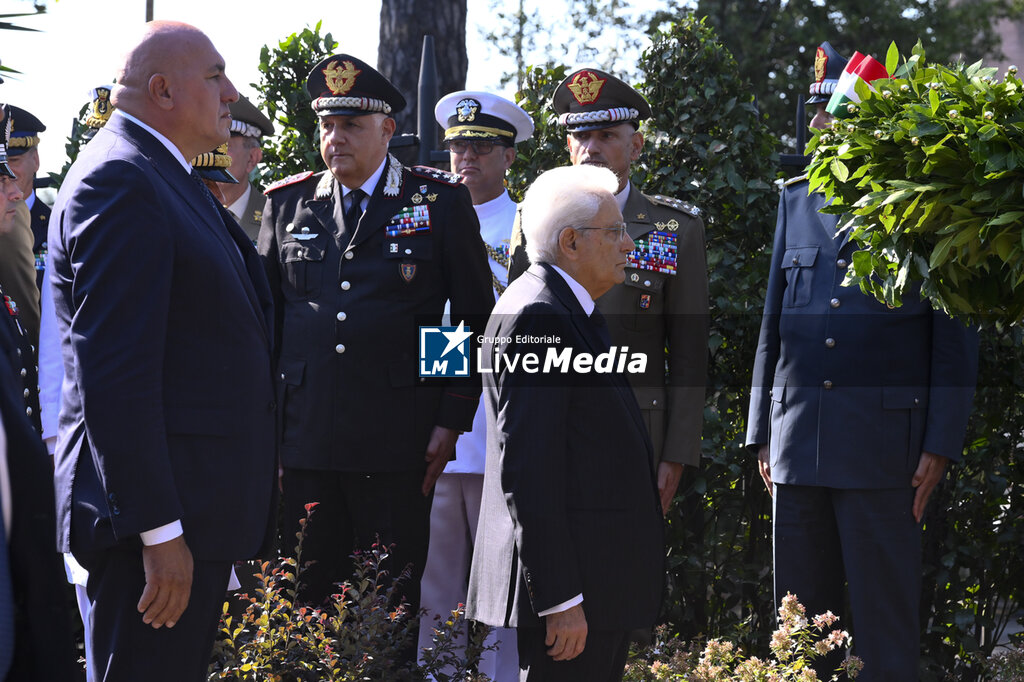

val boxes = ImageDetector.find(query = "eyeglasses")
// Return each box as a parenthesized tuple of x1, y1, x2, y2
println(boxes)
(446, 139, 500, 155)
(575, 221, 629, 241)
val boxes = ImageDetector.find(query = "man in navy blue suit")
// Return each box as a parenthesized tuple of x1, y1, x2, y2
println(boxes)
(48, 22, 277, 681)
(746, 42, 979, 681)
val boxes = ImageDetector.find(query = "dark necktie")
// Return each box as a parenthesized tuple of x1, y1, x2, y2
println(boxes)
(190, 169, 222, 216)
(590, 308, 611, 350)
(344, 188, 366, 229)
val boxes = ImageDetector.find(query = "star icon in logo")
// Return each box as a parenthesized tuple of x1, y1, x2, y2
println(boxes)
(440, 320, 473, 358)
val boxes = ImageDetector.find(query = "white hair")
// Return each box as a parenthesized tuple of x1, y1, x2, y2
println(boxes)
(521, 164, 619, 265)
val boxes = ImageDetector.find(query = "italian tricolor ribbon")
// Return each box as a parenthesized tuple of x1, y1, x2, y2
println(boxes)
(826, 51, 890, 118)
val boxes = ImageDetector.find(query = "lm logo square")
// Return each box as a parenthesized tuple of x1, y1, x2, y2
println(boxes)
(419, 321, 472, 377)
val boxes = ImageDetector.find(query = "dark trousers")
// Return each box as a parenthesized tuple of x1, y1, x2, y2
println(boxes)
(773, 484, 921, 682)
(516, 626, 630, 682)
(281, 468, 432, 614)
(77, 544, 231, 682)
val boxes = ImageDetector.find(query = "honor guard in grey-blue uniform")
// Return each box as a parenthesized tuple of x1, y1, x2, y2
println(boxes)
(218, 95, 274, 244)
(258, 54, 495, 626)
(746, 41, 979, 681)
(508, 68, 709, 514)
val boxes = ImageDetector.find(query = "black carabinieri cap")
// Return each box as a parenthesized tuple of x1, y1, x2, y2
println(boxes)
(807, 41, 850, 105)
(552, 68, 651, 133)
(306, 54, 406, 118)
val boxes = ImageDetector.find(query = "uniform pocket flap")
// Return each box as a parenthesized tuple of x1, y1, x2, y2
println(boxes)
(280, 239, 325, 263)
(384, 235, 433, 260)
(780, 246, 819, 269)
(883, 386, 925, 409)
(278, 358, 305, 386)
(623, 270, 667, 292)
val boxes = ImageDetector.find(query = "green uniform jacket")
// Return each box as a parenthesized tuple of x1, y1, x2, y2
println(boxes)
(235, 183, 265, 245)
(508, 184, 709, 466)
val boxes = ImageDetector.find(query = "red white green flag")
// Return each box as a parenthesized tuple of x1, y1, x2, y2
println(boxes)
(826, 51, 890, 118)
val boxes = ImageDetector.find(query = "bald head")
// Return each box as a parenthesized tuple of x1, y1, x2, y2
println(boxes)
(112, 21, 238, 161)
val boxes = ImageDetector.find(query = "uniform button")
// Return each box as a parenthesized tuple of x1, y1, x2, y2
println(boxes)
(285, 222, 294, 233)
(335, 344, 346, 354)
(914, 398, 920, 405)
(823, 380, 833, 389)
(25, 407, 32, 416)
(837, 259, 848, 269)
(341, 281, 351, 290)
(344, 251, 354, 260)
(830, 298, 841, 308)
(23, 388, 29, 398)
(16, 348, 21, 357)
(405, 248, 412, 255)
(825, 337, 836, 348)
(792, 256, 800, 264)
(336, 311, 347, 321)
(644, 279, 651, 287)
(20, 368, 26, 377)
(268, 401, 277, 411)
(279, 372, 286, 380)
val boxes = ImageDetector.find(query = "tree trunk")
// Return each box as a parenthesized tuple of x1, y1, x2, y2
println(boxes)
(378, 0, 467, 163)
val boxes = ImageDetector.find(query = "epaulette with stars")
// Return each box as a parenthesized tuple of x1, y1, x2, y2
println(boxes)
(409, 165, 461, 186)
(649, 194, 701, 218)
(264, 171, 315, 195)
(783, 174, 808, 188)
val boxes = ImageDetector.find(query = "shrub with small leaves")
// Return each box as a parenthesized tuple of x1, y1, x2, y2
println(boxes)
(807, 41, 1024, 324)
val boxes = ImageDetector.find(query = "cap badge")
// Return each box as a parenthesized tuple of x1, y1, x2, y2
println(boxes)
(456, 98, 480, 122)
(323, 60, 361, 96)
(567, 71, 606, 105)
(814, 47, 828, 84)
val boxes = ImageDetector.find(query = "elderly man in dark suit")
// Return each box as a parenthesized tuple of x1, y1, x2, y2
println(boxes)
(48, 22, 278, 681)
(467, 164, 664, 682)
(746, 41, 979, 681)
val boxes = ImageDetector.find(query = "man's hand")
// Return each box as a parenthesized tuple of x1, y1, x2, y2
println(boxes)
(138, 535, 193, 629)
(545, 604, 587, 661)
(657, 461, 683, 515)
(911, 450, 948, 523)
(757, 444, 773, 495)
(422, 425, 459, 495)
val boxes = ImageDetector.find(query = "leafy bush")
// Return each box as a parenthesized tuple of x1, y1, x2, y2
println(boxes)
(807, 42, 1024, 324)
(252, 23, 338, 186)
(623, 594, 863, 681)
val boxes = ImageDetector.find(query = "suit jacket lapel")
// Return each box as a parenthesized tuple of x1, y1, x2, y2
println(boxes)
(111, 116, 271, 344)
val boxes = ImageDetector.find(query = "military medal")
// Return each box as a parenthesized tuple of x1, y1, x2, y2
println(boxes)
(386, 205, 432, 236)
(411, 193, 423, 204)
(627, 230, 678, 275)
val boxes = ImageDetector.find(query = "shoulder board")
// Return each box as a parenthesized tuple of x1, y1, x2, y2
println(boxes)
(263, 171, 315, 195)
(409, 165, 461, 186)
(782, 174, 808, 188)
(649, 194, 701, 217)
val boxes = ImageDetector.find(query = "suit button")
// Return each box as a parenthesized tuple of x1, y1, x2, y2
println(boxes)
(341, 281, 351, 291)
(823, 380, 833, 389)
(837, 259, 848, 269)
(830, 298, 840, 308)
(335, 344, 346, 354)
(825, 338, 836, 348)
(337, 311, 347, 321)
(344, 251, 354, 260)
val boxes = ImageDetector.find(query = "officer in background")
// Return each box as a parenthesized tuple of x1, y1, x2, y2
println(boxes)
(217, 94, 274, 243)
(746, 41, 978, 681)
(258, 54, 494, 633)
(7, 106, 48, 290)
(508, 69, 709, 513)
(417, 90, 532, 681)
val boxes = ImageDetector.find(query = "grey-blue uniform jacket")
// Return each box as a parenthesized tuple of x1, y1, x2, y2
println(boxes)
(258, 156, 495, 472)
(746, 178, 978, 488)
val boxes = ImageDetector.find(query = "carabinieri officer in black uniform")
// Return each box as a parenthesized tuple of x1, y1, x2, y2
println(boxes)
(258, 54, 494, 627)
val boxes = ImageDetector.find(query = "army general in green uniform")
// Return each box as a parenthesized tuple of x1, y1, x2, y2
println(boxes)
(508, 69, 708, 513)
